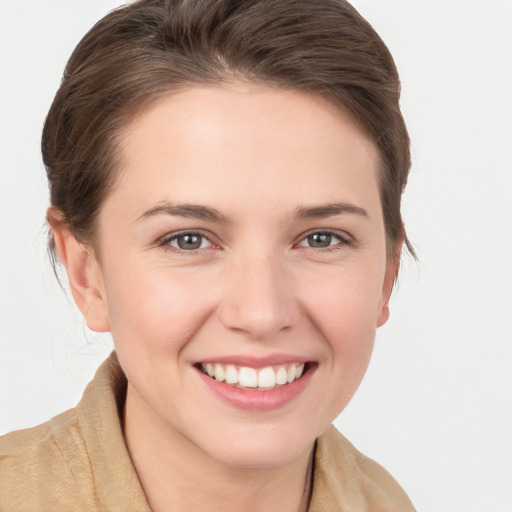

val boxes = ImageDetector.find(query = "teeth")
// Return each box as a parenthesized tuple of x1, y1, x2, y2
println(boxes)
(225, 364, 238, 384)
(275, 366, 288, 385)
(258, 367, 275, 388)
(214, 364, 225, 382)
(201, 362, 307, 389)
(239, 367, 258, 387)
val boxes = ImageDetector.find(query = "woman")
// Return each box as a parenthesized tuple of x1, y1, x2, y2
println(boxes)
(0, 0, 416, 510)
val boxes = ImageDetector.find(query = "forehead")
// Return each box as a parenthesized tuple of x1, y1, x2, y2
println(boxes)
(110, 83, 382, 219)
(123, 83, 376, 157)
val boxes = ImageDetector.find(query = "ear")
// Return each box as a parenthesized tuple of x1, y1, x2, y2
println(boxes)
(47, 208, 110, 332)
(376, 241, 403, 327)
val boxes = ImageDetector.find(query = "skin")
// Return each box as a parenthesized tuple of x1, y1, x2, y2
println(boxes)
(50, 83, 400, 512)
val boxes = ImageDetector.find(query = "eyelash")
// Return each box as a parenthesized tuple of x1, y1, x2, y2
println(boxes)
(157, 230, 216, 254)
(296, 229, 352, 252)
(157, 229, 352, 254)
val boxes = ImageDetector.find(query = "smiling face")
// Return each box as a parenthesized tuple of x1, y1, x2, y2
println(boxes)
(73, 83, 396, 469)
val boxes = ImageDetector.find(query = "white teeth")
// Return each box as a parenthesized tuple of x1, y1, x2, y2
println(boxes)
(239, 367, 258, 387)
(201, 362, 308, 389)
(258, 367, 276, 388)
(214, 364, 225, 382)
(225, 364, 238, 384)
(275, 366, 288, 385)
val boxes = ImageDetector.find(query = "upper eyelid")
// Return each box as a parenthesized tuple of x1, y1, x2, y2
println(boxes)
(166, 229, 209, 239)
(295, 228, 351, 243)
(156, 228, 352, 249)
(158, 229, 215, 246)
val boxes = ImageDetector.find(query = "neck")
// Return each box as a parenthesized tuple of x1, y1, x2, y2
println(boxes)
(123, 383, 314, 512)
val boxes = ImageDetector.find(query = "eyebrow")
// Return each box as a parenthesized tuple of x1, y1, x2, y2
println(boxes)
(137, 202, 228, 223)
(295, 202, 368, 220)
(137, 201, 368, 223)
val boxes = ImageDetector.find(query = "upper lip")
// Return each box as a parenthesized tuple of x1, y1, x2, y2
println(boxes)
(197, 354, 313, 369)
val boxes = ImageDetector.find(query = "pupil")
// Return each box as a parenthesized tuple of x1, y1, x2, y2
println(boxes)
(178, 234, 201, 250)
(309, 233, 331, 247)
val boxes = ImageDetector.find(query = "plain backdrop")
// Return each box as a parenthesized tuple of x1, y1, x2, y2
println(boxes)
(1, 1, 511, 511)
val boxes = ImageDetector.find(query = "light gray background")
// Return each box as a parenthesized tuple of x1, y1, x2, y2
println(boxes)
(1, 1, 511, 511)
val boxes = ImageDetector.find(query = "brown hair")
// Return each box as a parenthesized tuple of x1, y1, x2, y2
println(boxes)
(43, 0, 413, 259)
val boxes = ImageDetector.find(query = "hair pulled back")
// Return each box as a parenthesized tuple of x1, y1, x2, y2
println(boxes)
(43, 0, 412, 257)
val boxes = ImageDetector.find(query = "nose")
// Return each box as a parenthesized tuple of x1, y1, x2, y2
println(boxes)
(218, 252, 300, 341)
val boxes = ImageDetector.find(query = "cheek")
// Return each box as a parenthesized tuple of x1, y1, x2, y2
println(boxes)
(301, 265, 383, 364)
(103, 263, 217, 353)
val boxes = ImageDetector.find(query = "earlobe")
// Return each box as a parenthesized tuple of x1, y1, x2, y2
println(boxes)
(47, 208, 110, 333)
(377, 301, 391, 327)
(376, 243, 402, 328)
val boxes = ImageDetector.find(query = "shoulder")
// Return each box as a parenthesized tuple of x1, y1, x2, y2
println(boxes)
(0, 408, 97, 511)
(311, 425, 416, 512)
(1, 407, 76, 475)
(0, 354, 148, 512)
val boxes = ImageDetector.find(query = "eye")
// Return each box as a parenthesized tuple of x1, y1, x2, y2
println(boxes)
(297, 230, 348, 249)
(162, 231, 213, 251)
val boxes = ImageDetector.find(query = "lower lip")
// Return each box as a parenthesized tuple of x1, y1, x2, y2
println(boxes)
(196, 366, 315, 412)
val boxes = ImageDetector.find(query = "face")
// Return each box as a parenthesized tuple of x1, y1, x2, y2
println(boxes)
(86, 83, 396, 469)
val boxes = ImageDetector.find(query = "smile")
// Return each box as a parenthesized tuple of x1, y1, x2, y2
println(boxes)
(199, 362, 306, 390)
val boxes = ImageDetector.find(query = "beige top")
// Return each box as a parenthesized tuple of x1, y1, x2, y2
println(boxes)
(0, 353, 415, 512)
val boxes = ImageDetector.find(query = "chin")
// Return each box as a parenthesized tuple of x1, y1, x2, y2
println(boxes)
(195, 423, 317, 469)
